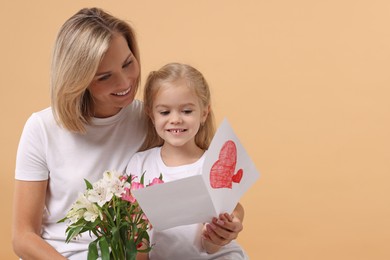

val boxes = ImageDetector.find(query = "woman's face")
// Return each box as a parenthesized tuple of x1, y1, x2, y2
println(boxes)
(88, 34, 140, 118)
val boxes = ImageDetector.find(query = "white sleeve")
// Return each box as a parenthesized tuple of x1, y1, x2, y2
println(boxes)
(15, 113, 49, 181)
(125, 152, 143, 178)
(125, 149, 161, 184)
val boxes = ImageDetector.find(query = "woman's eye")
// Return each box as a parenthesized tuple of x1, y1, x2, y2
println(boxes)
(98, 74, 111, 81)
(123, 60, 133, 68)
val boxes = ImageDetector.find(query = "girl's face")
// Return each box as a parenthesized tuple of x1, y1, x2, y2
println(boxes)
(151, 79, 209, 150)
(88, 34, 140, 118)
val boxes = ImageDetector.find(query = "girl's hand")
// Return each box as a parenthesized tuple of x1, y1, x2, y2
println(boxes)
(202, 212, 243, 247)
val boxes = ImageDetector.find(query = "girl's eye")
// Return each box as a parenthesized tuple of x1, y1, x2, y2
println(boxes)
(160, 111, 170, 116)
(183, 110, 193, 114)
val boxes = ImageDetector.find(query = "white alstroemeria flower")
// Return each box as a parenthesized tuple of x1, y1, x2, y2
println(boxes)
(66, 192, 91, 224)
(88, 180, 113, 207)
(109, 176, 127, 197)
(66, 207, 85, 224)
(72, 192, 91, 210)
(83, 203, 101, 222)
(103, 170, 121, 182)
(103, 170, 128, 198)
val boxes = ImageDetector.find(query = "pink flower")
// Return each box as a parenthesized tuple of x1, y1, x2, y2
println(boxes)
(122, 182, 144, 203)
(121, 187, 133, 202)
(149, 178, 164, 186)
(131, 181, 144, 190)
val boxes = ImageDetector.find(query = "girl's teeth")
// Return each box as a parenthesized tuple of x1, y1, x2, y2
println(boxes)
(170, 129, 184, 133)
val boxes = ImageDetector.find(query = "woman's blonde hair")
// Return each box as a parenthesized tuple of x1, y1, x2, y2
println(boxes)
(51, 7, 140, 133)
(140, 62, 216, 151)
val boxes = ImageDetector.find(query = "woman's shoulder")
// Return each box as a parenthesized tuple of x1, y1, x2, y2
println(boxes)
(119, 100, 147, 128)
(23, 107, 57, 130)
(124, 99, 144, 117)
(30, 107, 53, 119)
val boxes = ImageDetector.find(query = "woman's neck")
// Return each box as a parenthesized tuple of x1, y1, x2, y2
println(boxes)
(160, 142, 205, 167)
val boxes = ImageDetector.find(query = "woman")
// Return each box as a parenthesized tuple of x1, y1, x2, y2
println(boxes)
(12, 7, 244, 259)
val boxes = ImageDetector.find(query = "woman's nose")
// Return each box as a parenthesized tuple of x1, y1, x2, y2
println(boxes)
(117, 72, 130, 88)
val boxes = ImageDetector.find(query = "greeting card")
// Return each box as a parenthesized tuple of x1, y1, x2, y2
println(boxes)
(132, 118, 260, 230)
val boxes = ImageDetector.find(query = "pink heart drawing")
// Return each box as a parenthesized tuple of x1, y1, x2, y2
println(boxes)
(210, 140, 243, 189)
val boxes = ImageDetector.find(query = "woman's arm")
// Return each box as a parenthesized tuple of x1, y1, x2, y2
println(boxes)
(201, 202, 244, 254)
(12, 180, 66, 260)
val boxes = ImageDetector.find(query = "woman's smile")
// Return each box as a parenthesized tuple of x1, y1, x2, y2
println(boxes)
(112, 87, 131, 96)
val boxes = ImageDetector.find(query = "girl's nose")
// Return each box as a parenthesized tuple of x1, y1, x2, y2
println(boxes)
(170, 112, 182, 124)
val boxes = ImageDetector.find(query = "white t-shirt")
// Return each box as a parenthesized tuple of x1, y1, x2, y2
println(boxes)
(15, 100, 147, 259)
(127, 147, 249, 260)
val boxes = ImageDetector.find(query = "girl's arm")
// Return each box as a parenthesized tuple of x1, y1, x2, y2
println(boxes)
(12, 180, 67, 260)
(201, 202, 244, 254)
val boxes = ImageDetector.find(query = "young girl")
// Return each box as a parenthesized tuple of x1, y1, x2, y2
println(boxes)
(126, 63, 248, 259)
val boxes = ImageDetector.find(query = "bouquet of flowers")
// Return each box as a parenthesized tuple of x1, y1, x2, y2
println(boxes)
(58, 170, 163, 260)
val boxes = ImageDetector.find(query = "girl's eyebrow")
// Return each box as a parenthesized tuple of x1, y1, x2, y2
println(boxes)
(155, 103, 196, 109)
(94, 54, 133, 77)
(155, 104, 169, 109)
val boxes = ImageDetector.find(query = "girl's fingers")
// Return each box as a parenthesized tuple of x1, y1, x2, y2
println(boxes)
(223, 213, 233, 222)
(205, 224, 229, 246)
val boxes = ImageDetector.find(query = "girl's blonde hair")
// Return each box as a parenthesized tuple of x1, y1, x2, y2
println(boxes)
(51, 7, 140, 133)
(140, 62, 216, 151)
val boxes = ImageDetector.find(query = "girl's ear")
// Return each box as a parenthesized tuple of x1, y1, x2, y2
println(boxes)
(145, 108, 155, 125)
(149, 113, 155, 125)
(201, 104, 210, 123)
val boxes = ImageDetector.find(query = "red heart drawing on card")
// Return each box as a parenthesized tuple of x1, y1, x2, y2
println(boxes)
(210, 140, 243, 189)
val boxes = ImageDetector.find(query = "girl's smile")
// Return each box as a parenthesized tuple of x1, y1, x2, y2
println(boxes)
(152, 79, 207, 151)
(167, 128, 187, 133)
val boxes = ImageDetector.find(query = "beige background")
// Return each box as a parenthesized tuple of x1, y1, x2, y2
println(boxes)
(1, 0, 390, 259)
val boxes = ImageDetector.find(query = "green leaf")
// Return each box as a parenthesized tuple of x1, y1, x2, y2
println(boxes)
(140, 171, 146, 185)
(125, 239, 137, 260)
(57, 216, 67, 223)
(107, 208, 115, 219)
(65, 226, 83, 243)
(84, 178, 93, 190)
(136, 230, 149, 243)
(99, 236, 110, 260)
(88, 240, 99, 260)
(85, 219, 100, 233)
(111, 226, 120, 247)
(134, 230, 152, 253)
